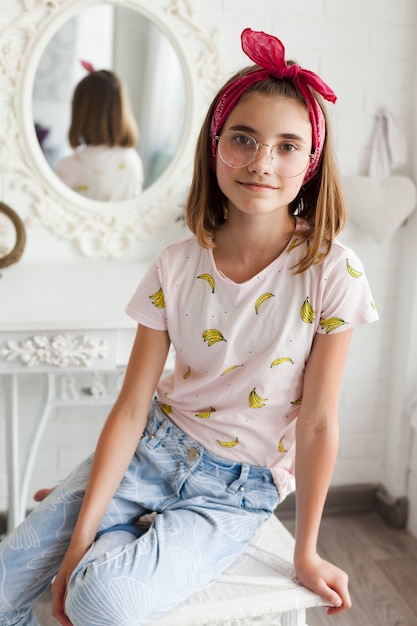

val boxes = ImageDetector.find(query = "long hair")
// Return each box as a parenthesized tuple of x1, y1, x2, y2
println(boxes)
(68, 70, 138, 148)
(186, 65, 346, 272)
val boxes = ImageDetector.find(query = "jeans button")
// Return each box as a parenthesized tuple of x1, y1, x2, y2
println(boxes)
(188, 447, 199, 461)
(238, 485, 245, 492)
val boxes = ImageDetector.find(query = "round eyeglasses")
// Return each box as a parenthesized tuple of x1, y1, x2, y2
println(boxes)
(215, 131, 313, 178)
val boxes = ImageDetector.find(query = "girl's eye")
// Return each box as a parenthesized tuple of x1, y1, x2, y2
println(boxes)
(279, 143, 298, 153)
(232, 134, 254, 147)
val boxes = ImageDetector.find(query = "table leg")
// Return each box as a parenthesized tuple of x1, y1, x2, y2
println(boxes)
(20, 373, 55, 522)
(4, 373, 55, 533)
(4, 374, 20, 532)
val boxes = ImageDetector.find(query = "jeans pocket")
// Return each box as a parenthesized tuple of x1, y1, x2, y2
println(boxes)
(241, 483, 279, 515)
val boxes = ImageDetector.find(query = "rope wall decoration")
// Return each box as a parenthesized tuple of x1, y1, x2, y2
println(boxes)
(0, 202, 26, 268)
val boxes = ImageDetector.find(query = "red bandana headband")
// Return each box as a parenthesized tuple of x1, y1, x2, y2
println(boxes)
(210, 28, 337, 183)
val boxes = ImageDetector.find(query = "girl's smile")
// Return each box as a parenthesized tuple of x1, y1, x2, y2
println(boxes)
(237, 180, 279, 192)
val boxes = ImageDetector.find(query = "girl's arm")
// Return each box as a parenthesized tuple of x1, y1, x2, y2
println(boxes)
(52, 324, 170, 625)
(293, 329, 353, 615)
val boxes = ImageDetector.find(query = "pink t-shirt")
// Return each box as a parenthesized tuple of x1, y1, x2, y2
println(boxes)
(56, 145, 144, 201)
(126, 220, 378, 499)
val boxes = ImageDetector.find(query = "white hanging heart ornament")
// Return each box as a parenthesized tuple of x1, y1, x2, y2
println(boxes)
(344, 175, 416, 244)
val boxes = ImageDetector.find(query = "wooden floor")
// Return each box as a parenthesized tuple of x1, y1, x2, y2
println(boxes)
(283, 512, 417, 626)
(33, 511, 417, 625)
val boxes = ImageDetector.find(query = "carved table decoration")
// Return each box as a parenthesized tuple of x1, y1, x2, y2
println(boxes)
(1, 334, 108, 368)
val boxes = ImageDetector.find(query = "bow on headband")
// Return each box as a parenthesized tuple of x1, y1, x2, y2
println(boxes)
(210, 28, 337, 182)
(80, 59, 95, 73)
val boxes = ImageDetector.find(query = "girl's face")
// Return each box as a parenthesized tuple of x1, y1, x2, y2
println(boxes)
(215, 92, 312, 218)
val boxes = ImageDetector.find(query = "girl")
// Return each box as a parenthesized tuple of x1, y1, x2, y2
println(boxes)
(56, 66, 144, 201)
(0, 29, 378, 626)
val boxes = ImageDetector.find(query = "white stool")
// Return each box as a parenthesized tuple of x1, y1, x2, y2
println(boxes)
(154, 514, 326, 625)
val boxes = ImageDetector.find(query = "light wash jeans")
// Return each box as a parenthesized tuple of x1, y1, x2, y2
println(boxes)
(0, 400, 279, 626)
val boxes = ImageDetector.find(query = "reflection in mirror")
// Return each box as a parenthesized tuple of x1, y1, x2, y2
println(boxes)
(53, 68, 145, 202)
(32, 4, 186, 198)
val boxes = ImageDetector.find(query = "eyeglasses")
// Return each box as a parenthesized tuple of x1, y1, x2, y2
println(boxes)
(215, 130, 313, 178)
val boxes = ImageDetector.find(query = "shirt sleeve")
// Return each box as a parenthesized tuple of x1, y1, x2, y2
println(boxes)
(55, 156, 80, 190)
(317, 247, 379, 335)
(125, 256, 168, 331)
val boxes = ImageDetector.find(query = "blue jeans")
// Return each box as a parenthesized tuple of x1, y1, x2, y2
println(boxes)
(0, 400, 279, 626)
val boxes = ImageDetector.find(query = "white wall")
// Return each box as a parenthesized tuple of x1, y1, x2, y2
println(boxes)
(1, 0, 417, 532)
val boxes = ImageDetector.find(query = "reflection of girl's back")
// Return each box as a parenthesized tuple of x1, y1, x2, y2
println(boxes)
(56, 69, 144, 201)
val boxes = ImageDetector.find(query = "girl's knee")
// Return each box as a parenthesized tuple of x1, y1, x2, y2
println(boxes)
(66, 571, 152, 626)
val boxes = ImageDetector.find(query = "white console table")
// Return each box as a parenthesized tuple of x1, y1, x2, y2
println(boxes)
(0, 260, 150, 533)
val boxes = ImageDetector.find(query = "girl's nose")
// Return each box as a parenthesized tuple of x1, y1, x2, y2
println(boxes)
(248, 143, 274, 174)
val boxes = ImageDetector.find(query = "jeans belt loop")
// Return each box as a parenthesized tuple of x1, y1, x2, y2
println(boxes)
(226, 463, 250, 494)
(146, 415, 169, 449)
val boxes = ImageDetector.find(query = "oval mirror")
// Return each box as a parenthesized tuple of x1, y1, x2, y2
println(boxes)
(33, 4, 186, 198)
(14, 0, 221, 256)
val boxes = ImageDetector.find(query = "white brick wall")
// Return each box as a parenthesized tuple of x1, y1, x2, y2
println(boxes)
(1, 0, 417, 519)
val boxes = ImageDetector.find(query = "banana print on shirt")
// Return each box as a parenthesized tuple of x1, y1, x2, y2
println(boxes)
(319, 317, 348, 334)
(196, 408, 216, 419)
(300, 297, 315, 323)
(254, 292, 275, 314)
(202, 329, 227, 346)
(346, 258, 363, 278)
(149, 287, 166, 308)
(249, 388, 268, 409)
(197, 273, 216, 293)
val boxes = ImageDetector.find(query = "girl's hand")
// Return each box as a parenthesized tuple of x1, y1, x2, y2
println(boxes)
(51, 544, 89, 626)
(51, 566, 73, 626)
(295, 553, 351, 615)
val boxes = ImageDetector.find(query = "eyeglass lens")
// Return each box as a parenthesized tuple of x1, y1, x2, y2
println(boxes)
(217, 131, 311, 177)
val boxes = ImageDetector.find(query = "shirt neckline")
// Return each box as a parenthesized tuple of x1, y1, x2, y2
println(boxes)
(207, 217, 303, 286)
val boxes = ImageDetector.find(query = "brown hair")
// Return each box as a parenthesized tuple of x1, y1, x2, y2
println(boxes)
(68, 70, 138, 148)
(186, 65, 346, 273)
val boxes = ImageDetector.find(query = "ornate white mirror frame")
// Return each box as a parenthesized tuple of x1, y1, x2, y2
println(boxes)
(2, 0, 221, 257)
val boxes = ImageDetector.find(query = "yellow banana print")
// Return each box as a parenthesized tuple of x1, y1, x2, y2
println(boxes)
(320, 317, 347, 334)
(159, 403, 172, 415)
(346, 258, 363, 278)
(183, 366, 191, 379)
(307, 240, 324, 258)
(197, 273, 215, 293)
(254, 292, 275, 314)
(300, 297, 315, 323)
(202, 329, 227, 346)
(291, 396, 302, 405)
(195, 407, 215, 419)
(217, 437, 239, 448)
(221, 364, 243, 376)
(270, 357, 294, 368)
(278, 436, 287, 453)
(249, 387, 268, 409)
(149, 287, 166, 308)
(287, 238, 298, 253)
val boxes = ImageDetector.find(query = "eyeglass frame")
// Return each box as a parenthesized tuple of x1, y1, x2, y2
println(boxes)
(214, 131, 314, 178)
